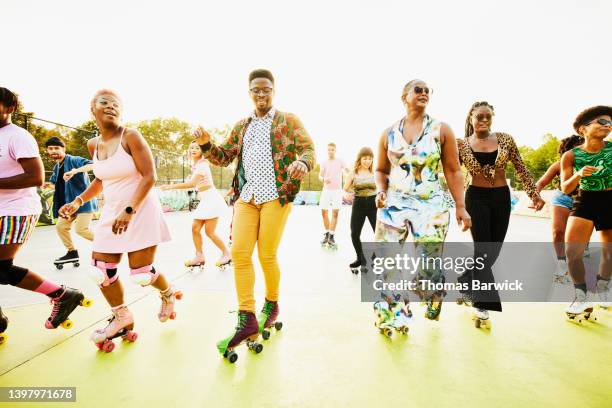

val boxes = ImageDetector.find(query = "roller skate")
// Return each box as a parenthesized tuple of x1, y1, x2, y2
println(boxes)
(565, 288, 596, 323)
(596, 277, 610, 310)
(158, 287, 183, 322)
(425, 297, 443, 321)
(349, 259, 362, 275)
(320, 232, 330, 249)
(373, 301, 395, 338)
(217, 311, 263, 364)
(45, 286, 93, 329)
(185, 253, 205, 273)
(53, 249, 80, 270)
(553, 259, 570, 284)
(472, 308, 491, 329)
(327, 233, 338, 251)
(215, 253, 232, 271)
(0, 307, 8, 345)
(258, 299, 283, 340)
(91, 306, 138, 352)
(390, 300, 412, 335)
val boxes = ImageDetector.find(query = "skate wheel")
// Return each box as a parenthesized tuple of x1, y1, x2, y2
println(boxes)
(61, 320, 73, 329)
(123, 331, 138, 342)
(74, 262, 80, 268)
(274, 321, 283, 331)
(0, 333, 7, 344)
(102, 340, 115, 353)
(80, 298, 93, 307)
(262, 330, 270, 340)
(227, 351, 238, 363)
(381, 328, 392, 338)
(169, 312, 176, 320)
(456, 299, 464, 305)
(96, 342, 103, 350)
(174, 291, 183, 300)
(56, 264, 64, 270)
(253, 343, 263, 354)
(474, 319, 481, 329)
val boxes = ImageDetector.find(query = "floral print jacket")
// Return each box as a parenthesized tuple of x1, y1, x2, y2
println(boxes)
(200, 110, 316, 206)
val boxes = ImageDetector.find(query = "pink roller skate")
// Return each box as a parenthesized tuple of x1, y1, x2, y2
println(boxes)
(185, 253, 205, 272)
(215, 253, 232, 271)
(45, 286, 93, 330)
(90, 306, 138, 353)
(158, 287, 183, 322)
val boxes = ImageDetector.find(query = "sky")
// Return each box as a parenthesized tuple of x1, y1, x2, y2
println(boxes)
(3, 0, 611, 161)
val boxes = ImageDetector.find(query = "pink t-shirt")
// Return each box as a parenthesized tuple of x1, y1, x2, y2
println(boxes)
(0, 124, 42, 216)
(192, 159, 214, 189)
(320, 158, 347, 190)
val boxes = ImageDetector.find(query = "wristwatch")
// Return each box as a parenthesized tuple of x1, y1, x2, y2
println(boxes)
(125, 206, 134, 215)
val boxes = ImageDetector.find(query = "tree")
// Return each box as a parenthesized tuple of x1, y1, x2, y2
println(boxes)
(66, 120, 98, 159)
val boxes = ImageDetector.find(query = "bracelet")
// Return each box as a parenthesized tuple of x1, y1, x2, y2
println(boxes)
(376, 190, 387, 195)
(75, 196, 84, 206)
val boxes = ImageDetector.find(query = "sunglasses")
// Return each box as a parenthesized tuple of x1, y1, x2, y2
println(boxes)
(474, 114, 493, 122)
(589, 118, 612, 127)
(413, 86, 431, 95)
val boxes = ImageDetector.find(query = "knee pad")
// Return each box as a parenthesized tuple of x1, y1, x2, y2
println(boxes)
(89, 260, 119, 288)
(0, 259, 29, 286)
(130, 265, 159, 287)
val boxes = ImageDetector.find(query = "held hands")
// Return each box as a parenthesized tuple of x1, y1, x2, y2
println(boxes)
(288, 161, 308, 180)
(63, 170, 76, 181)
(578, 165, 601, 178)
(455, 207, 472, 232)
(194, 126, 211, 145)
(112, 211, 133, 235)
(375, 191, 387, 208)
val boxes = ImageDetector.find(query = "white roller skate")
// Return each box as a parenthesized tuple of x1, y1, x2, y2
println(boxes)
(390, 302, 412, 335)
(215, 253, 232, 271)
(91, 306, 138, 352)
(472, 308, 491, 329)
(596, 278, 610, 310)
(158, 287, 183, 322)
(185, 253, 205, 272)
(553, 259, 570, 284)
(373, 301, 395, 338)
(565, 288, 596, 323)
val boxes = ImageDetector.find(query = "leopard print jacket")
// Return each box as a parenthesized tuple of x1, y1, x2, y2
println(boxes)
(457, 132, 541, 202)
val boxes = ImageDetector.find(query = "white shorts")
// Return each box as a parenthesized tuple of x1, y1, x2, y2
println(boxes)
(319, 189, 343, 210)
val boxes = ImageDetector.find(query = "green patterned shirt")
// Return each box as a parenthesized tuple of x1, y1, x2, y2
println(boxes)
(573, 141, 612, 191)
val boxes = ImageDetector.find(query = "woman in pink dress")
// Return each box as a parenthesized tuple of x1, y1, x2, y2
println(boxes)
(60, 90, 178, 352)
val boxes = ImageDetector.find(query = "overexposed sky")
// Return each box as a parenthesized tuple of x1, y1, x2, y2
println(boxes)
(3, 0, 611, 160)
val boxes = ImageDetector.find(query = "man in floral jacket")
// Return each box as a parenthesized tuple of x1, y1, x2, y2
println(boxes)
(195, 69, 315, 359)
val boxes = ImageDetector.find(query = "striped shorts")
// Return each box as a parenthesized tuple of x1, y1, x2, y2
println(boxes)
(0, 215, 39, 245)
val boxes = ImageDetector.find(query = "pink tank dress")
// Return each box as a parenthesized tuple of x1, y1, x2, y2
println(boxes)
(92, 129, 171, 253)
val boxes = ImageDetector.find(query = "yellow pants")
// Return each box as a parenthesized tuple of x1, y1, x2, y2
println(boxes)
(56, 213, 94, 251)
(232, 198, 292, 312)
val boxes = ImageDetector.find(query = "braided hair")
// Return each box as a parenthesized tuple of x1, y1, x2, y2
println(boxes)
(464, 101, 495, 138)
(558, 135, 584, 155)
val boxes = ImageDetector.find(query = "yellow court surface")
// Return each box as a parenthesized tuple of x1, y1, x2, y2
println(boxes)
(1, 209, 610, 408)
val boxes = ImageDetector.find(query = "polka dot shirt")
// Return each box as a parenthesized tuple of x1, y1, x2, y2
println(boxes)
(240, 108, 279, 204)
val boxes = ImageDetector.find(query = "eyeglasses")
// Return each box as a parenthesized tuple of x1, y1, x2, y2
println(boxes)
(589, 118, 612, 127)
(474, 114, 493, 122)
(250, 87, 273, 96)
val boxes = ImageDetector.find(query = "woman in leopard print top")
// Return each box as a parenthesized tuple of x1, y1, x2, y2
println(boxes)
(456, 101, 544, 323)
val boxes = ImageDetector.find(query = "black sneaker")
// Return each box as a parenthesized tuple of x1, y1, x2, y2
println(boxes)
(328, 234, 336, 245)
(320, 233, 329, 245)
(55, 250, 79, 264)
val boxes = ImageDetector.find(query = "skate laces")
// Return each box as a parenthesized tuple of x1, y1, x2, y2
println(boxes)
(49, 298, 61, 320)
(262, 300, 275, 316)
(235, 312, 248, 331)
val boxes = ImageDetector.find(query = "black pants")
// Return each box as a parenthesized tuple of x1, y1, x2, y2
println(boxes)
(462, 185, 511, 312)
(350, 196, 377, 264)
